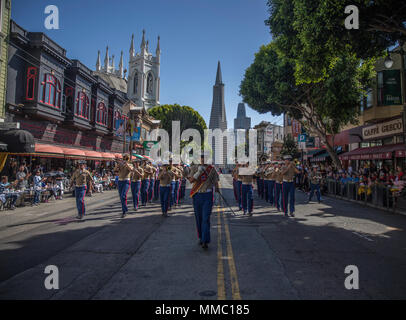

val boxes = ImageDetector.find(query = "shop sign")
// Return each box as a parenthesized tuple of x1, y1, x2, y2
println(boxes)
(362, 118, 403, 140)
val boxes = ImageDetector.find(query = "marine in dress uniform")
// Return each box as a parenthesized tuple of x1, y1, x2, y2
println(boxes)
(234, 164, 243, 211)
(154, 165, 160, 201)
(281, 155, 300, 217)
(240, 162, 255, 216)
(147, 162, 157, 203)
(114, 154, 133, 218)
(158, 162, 175, 216)
(308, 166, 322, 203)
(188, 153, 220, 249)
(140, 160, 151, 206)
(70, 161, 93, 219)
(274, 162, 283, 212)
(168, 159, 177, 210)
(173, 164, 183, 206)
(130, 159, 144, 211)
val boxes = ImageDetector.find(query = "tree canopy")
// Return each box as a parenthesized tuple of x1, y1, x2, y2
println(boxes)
(265, 0, 405, 83)
(148, 104, 207, 149)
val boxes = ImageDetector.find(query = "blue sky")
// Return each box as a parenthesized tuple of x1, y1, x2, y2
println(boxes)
(12, 0, 283, 128)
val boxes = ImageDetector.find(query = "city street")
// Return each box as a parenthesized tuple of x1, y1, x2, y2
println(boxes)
(0, 174, 405, 300)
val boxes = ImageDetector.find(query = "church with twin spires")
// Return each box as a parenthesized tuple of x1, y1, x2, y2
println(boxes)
(94, 30, 161, 110)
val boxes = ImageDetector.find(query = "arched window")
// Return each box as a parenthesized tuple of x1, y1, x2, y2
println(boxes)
(146, 72, 153, 94)
(76, 91, 89, 119)
(65, 87, 74, 114)
(41, 73, 61, 108)
(26, 67, 37, 100)
(96, 102, 107, 126)
(133, 71, 138, 94)
(114, 111, 121, 130)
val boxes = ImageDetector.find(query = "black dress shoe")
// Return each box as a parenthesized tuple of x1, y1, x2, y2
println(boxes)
(290, 212, 295, 217)
(76, 215, 82, 220)
(202, 243, 208, 249)
(121, 212, 127, 218)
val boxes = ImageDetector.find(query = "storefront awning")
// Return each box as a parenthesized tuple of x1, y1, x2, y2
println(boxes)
(62, 147, 86, 159)
(311, 150, 329, 162)
(0, 129, 35, 153)
(115, 153, 123, 159)
(102, 152, 116, 160)
(84, 150, 103, 160)
(339, 143, 406, 161)
(33, 144, 65, 158)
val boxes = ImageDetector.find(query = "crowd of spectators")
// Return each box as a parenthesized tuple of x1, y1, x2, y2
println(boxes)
(294, 161, 406, 198)
(0, 159, 118, 211)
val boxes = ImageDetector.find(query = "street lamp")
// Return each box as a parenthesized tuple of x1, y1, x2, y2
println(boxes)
(384, 40, 406, 145)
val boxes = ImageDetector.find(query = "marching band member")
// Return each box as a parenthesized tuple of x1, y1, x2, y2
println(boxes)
(168, 159, 177, 211)
(158, 161, 175, 216)
(114, 154, 133, 218)
(147, 161, 157, 203)
(154, 164, 161, 201)
(274, 162, 283, 212)
(281, 155, 300, 217)
(263, 161, 270, 203)
(308, 165, 322, 203)
(188, 153, 220, 250)
(233, 163, 243, 211)
(173, 164, 183, 206)
(232, 161, 239, 203)
(70, 160, 93, 220)
(240, 162, 255, 216)
(130, 159, 144, 211)
(140, 159, 151, 206)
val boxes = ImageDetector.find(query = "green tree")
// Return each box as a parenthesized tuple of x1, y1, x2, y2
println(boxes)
(265, 0, 405, 84)
(240, 43, 375, 169)
(280, 134, 299, 158)
(148, 104, 207, 150)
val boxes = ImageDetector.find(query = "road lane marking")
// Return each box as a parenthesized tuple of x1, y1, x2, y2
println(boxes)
(217, 206, 226, 300)
(352, 231, 374, 242)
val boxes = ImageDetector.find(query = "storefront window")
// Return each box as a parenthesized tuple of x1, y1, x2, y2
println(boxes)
(377, 70, 402, 106)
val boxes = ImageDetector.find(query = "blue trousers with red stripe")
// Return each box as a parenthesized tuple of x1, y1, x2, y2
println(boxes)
(131, 181, 141, 209)
(268, 180, 275, 205)
(169, 181, 176, 207)
(236, 180, 242, 210)
(118, 180, 130, 214)
(192, 191, 214, 244)
(282, 181, 295, 214)
(141, 179, 150, 205)
(174, 180, 180, 205)
(148, 179, 155, 202)
(75, 186, 87, 217)
(154, 179, 160, 200)
(160, 186, 171, 214)
(242, 184, 253, 213)
(275, 183, 282, 210)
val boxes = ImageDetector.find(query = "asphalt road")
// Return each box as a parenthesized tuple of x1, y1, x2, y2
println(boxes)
(0, 174, 405, 300)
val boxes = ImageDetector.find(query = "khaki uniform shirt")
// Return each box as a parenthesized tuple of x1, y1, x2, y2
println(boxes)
(72, 169, 93, 187)
(275, 168, 283, 184)
(282, 164, 297, 182)
(158, 168, 175, 186)
(310, 172, 322, 185)
(131, 167, 144, 182)
(188, 165, 219, 193)
(264, 167, 274, 180)
(148, 166, 157, 179)
(117, 162, 133, 180)
(142, 165, 152, 180)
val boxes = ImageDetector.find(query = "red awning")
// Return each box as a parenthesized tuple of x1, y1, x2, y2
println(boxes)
(62, 147, 86, 159)
(84, 150, 103, 160)
(102, 152, 116, 160)
(339, 143, 406, 161)
(115, 153, 123, 159)
(35, 144, 64, 154)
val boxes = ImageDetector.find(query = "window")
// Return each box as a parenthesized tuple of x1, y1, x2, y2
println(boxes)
(146, 72, 153, 94)
(96, 102, 107, 126)
(90, 98, 96, 121)
(65, 87, 74, 114)
(40, 73, 61, 108)
(133, 71, 138, 94)
(26, 67, 37, 100)
(377, 70, 402, 106)
(114, 111, 121, 130)
(360, 88, 373, 112)
(76, 91, 89, 119)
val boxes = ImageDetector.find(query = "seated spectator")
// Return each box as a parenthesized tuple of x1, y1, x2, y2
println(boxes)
(0, 176, 18, 210)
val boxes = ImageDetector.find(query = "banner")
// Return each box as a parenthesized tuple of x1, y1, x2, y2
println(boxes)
(125, 127, 141, 142)
(143, 141, 158, 150)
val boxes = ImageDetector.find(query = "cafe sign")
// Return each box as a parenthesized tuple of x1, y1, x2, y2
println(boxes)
(362, 118, 403, 140)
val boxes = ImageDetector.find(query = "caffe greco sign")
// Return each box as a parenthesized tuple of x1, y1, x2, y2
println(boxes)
(362, 118, 403, 140)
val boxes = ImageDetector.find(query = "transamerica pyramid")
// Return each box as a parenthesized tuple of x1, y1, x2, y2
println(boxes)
(209, 61, 227, 130)
(209, 61, 228, 166)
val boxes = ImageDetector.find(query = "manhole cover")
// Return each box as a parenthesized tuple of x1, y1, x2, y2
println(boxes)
(199, 290, 216, 297)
